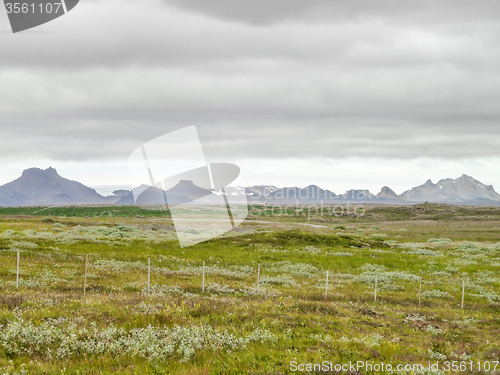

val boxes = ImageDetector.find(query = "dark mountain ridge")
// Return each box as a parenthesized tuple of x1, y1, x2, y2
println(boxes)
(0, 168, 499, 207)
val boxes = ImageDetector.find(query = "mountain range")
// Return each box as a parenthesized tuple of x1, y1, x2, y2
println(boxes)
(0, 167, 499, 207)
(244, 175, 500, 205)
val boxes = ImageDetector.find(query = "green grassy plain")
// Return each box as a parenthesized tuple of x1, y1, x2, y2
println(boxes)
(0, 204, 499, 374)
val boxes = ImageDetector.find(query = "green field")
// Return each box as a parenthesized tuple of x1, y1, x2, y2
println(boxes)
(0, 204, 499, 374)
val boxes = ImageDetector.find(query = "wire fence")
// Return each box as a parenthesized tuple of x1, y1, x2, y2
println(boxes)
(0, 250, 491, 310)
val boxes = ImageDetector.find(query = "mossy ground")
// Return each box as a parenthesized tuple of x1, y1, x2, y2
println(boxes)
(0, 204, 499, 374)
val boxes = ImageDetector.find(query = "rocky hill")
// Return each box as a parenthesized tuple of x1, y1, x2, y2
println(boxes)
(400, 174, 500, 203)
(0, 167, 110, 206)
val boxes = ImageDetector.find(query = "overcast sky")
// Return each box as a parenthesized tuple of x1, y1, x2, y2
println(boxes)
(1, 0, 500, 194)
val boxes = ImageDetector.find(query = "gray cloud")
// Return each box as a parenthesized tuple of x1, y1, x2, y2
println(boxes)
(163, 0, 500, 26)
(0, 0, 500, 167)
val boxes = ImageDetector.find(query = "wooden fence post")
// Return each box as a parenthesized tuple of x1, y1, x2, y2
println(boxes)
(419, 277, 422, 307)
(202, 261, 205, 292)
(325, 270, 329, 300)
(16, 251, 20, 289)
(257, 263, 261, 287)
(83, 254, 88, 295)
(148, 258, 151, 292)
(462, 279, 465, 309)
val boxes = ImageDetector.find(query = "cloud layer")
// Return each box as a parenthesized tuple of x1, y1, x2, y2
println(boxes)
(0, 0, 499, 187)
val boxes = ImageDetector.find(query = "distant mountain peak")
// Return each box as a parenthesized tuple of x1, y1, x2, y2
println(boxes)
(402, 175, 500, 203)
(22, 166, 59, 177)
(0, 167, 107, 207)
(424, 179, 434, 186)
(377, 186, 398, 199)
(178, 180, 196, 187)
(167, 179, 212, 199)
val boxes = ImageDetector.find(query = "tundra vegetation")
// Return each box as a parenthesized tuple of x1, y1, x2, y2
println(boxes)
(0, 203, 499, 374)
